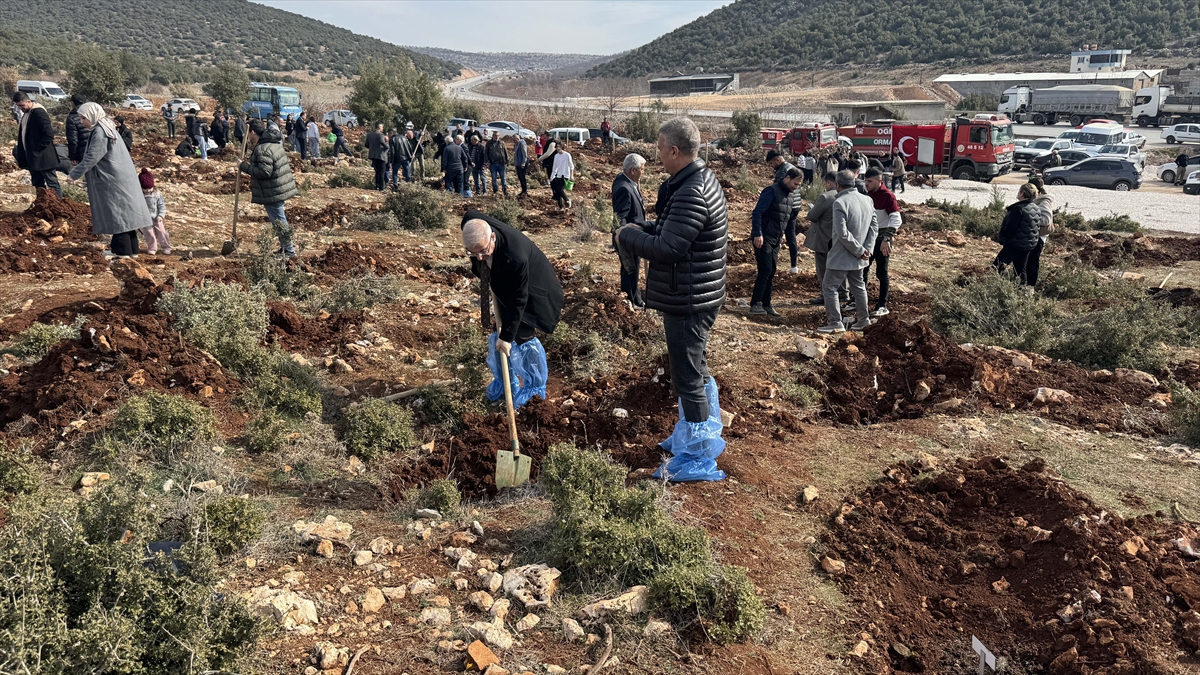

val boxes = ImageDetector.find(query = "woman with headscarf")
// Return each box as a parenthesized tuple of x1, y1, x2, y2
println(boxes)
(66, 102, 150, 258)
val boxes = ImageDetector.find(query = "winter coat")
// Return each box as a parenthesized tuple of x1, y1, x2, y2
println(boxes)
(751, 180, 793, 241)
(441, 142, 465, 175)
(1033, 193, 1054, 241)
(68, 131, 150, 236)
(365, 130, 389, 162)
(997, 200, 1041, 252)
(118, 126, 133, 152)
(185, 113, 199, 138)
(771, 161, 802, 226)
(486, 139, 508, 165)
(390, 134, 413, 162)
(240, 126, 298, 205)
(175, 138, 195, 157)
(144, 191, 167, 220)
(892, 154, 906, 174)
(827, 188, 878, 271)
(550, 152, 574, 180)
(514, 139, 528, 167)
(465, 142, 486, 170)
(804, 189, 838, 254)
(462, 210, 564, 342)
(618, 159, 728, 314)
(14, 106, 58, 172)
(611, 172, 645, 225)
(66, 108, 90, 163)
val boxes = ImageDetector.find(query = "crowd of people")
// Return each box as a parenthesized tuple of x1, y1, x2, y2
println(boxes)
(433, 123, 574, 206)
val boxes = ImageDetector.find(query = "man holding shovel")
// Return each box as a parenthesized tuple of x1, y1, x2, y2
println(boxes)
(461, 209, 563, 409)
(239, 119, 299, 257)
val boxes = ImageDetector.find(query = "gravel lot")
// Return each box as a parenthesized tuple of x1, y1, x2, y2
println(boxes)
(904, 179, 1200, 233)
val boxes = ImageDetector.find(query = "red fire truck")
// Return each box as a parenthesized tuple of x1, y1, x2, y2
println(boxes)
(837, 115, 1016, 182)
(760, 123, 840, 155)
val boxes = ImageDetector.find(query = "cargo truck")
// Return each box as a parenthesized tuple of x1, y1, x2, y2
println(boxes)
(998, 84, 1135, 126)
(1133, 86, 1200, 127)
(837, 115, 1015, 182)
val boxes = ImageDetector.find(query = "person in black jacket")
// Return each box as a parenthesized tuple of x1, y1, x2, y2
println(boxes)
(66, 94, 90, 163)
(330, 119, 350, 158)
(615, 118, 729, 472)
(12, 92, 62, 197)
(611, 152, 647, 307)
(766, 149, 803, 273)
(993, 183, 1042, 284)
(486, 132, 509, 195)
(210, 114, 227, 150)
(114, 116, 133, 152)
(441, 134, 466, 194)
(389, 129, 413, 186)
(750, 167, 803, 316)
(161, 104, 178, 139)
(365, 123, 390, 191)
(466, 135, 487, 196)
(462, 209, 563, 407)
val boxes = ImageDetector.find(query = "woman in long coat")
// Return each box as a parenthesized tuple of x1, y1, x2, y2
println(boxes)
(67, 102, 149, 258)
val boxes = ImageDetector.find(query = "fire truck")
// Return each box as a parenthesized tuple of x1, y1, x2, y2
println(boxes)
(760, 123, 840, 155)
(837, 115, 1016, 182)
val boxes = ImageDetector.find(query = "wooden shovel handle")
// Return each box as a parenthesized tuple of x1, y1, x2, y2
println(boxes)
(231, 127, 251, 241)
(498, 350, 520, 456)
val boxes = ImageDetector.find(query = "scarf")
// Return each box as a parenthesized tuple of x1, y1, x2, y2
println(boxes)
(18, 102, 45, 147)
(77, 102, 118, 140)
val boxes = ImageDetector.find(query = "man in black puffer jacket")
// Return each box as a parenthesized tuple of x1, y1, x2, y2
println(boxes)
(616, 117, 729, 482)
(993, 183, 1042, 285)
(240, 120, 299, 257)
(65, 94, 90, 163)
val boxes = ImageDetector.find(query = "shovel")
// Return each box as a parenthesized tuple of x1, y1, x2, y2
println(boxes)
(222, 128, 252, 255)
(495, 349, 530, 488)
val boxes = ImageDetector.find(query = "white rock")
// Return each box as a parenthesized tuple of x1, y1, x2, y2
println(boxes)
(801, 486, 820, 504)
(466, 620, 514, 650)
(797, 335, 830, 360)
(415, 508, 441, 520)
(489, 598, 511, 622)
(353, 550, 374, 566)
(469, 591, 495, 611)
(515, 613, 541, 632)
(481, 572, 503, 593)
(361, 587, 386, 613)
(914, 380, 932, 402)
(502, 564, 561, 609)
(409, 578, 437, 596)
(579, 586, 649, 619)
(1032, 387, 1074, 405)
(292, 515, 353, 544)
(612, 407, 629, 418)
(243, 586, 319, 629)
(382, 586, 406, 601)
(643, 618, 673, 639)
(420, 607, 452, 626)
(368, 537, 394, 555)
(562, 618, 585, 643)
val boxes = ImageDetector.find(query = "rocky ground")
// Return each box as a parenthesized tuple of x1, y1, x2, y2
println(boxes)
(1, 105, 1199, 675)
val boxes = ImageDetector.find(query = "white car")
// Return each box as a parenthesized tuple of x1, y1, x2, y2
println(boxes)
(447, 117, 477, 135)
(164, 98, 200, 113)
(1157, 155, 1200, 183)
(323, 109, 358, 127)
(1186, 169, 1200, 195)
(547, 127, 590, 146)
(479, 120, 536, 141)
(1162, 124, 1200, 145)
(122, 94, 153, 110)
(1124, 131, 1147, 149)
(1096, 144, 1145, 168)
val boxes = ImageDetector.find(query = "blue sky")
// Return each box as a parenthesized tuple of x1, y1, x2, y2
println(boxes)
(253, 1, 731, 54)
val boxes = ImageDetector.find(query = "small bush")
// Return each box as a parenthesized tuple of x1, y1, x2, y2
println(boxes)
(202, 496, 265, 557)
(268, 415, 347, 484)
(440, 324, 489, 401)
(649, 563, 766, 643)
(0, 451, 40, 496)
(1054, 208, 1087, 231)
(62, 182, 89, 204)
(246, 409, 293, 455)
(4, 316, 84, 358)
(243, 229, 313, 300)
(1050, 298, 1193, 371)
(340, 398, 415, 461)
(157, 280, 270, 371)
(384, 183, 447, 230)
(544, 322, 609, 380)
(624, 109, 660, 143)
(321, 274, 404, 312)
(106, 392, 217, 460)
(931, 271, 1060, 353)
(920, 213, 963, 232)
(1086, 214, 1141, 233)
(240, 354, 323, 419)
(734, 164, 757, 193)
(419, 478, 461, 514)
(926, 198, 1003, 238)
(1039, 258, 1142, 300)
(351, 210, 400, 232)
(486, 197, 524, 229)
(326, 167, 373, 189)
(1170, 381, 1200, 445)
(774, 375, 821, 407)
(730, 110, 763, 149)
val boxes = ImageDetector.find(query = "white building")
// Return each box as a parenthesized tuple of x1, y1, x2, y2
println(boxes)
(1070, 48, 1131, 73)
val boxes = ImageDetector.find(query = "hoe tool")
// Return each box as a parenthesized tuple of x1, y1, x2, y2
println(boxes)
(222, 129, 252, 255)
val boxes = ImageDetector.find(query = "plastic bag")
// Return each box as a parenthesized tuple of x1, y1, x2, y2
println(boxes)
(327, 133, 336, 143)
(653, 378, 726, 482)
(484, 332, 548, 409)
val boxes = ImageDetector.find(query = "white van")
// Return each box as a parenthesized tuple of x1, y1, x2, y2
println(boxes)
(1071, 122, 1127, 150)
(548, 127, 590, 146)
(15, 80, 67, 102)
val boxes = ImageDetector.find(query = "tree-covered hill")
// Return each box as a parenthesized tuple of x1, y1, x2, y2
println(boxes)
(589, 0, 1200, 77)
(0, 0, 459, 79)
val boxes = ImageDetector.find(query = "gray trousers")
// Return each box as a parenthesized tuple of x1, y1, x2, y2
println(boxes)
(813, 251, 848, 301)
(823, 267, 869, 328)
(662, 308, 719, 422)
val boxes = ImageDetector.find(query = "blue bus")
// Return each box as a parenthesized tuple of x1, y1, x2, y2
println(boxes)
(244, 83, 302, 119)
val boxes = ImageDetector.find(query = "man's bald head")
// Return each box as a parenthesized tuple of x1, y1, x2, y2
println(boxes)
(463, 219, 493, 256)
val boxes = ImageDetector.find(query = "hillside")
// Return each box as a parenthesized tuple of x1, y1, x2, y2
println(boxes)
(589, 0, 1200, 77)
(0, 0, 459, 79)
(406, 47, 610, 73)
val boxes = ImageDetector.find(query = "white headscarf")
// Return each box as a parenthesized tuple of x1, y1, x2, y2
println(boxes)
(77, 102, 118, 140)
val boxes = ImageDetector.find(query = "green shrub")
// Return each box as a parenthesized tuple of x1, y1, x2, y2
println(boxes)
(544, 322, 609, 380)
(243, 229, 313, 300)
(774, 375, 821, 407)
(351, 210, 400, 232)
(1050, 298, 1193, 371)
(486, 197, 524, 229)
(1170, 381, 1200, 445)
(62, 182, 89, 204)
(624, 108, 660, 143)
(384, 183, 447, 230)
(202, 496, 265, 557)
(0, 452, 40, 496)
(340, 398, 415, 461)
(240, 354, 323, 420)
(321, 274, 404, 312)
(730, 110, 762, 149)
(419, 478, 461, 514)
(649, 563, 765, 643)
(441, 324, 489, 400)
(1054, 208, 1087, 231)
(931, 271, 1060, 353)
(541, 444, 711, 585)
(326, 166, 373, 189)
(4, 316, 84, 358)
(925, 198, 1003, 238)
(157, 280, 270, 372)
(0, 485, 261, 671)
(1085, 214, 1141, 233)
(734, 164, 757, 192)
(246, 409, 293, 455)
(1039, 258, 1142, 300)
(919, 213, 963, 232)
(106, 392, 217, 460)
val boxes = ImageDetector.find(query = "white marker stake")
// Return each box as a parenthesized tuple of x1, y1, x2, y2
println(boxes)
(971, 636, 997, 675)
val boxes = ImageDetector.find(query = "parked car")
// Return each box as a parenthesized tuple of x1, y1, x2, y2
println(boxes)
(1096, 144, 1145, 168)
(14, 80, 67, 102)
(1163, 124, 1200, 145)
(1186, 169, 1200, 195)
(1031, 148, 1096, 172)
(1124, 131, 1147, 149)
(121, 94, 153, 110)
(547, 127, 590, 145)
(1057, 130, 1081, 143)
(587, 128, 630, 145)
(323, 109, 358, 127)
(1011, 138, 1031, 148)
(478, 120, 536, 141)
(1156, 155, 1200, 183)
(164, 98, 200, 113)
(1015, 137, 1071, 166)
(446, 117, 477, 134)
(1043, 157, 1142, 191)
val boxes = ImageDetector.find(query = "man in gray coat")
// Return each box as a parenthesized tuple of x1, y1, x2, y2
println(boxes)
(365, 123, 390, 191)
(818, 170, 877, 334)
(804, 171, 847, 307)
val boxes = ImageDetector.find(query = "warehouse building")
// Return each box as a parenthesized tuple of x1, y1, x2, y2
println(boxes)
(827, 100, 949, 124)
(648, 72, 739, 96)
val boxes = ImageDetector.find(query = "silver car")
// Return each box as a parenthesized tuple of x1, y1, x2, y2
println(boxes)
(1096, 144, 1145, 169)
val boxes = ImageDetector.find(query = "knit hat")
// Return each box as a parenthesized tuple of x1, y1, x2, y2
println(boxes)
(138, 168, 155, 190)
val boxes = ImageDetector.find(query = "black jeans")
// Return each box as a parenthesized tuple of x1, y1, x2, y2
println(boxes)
(371, 159, 387, 191)
(1026, 239, 1045, 286)
(891, 175, 905, 193)
(620, 261, 644, 307)
(994, 245, 1032, 285)
(751, 237, 780, 307)
(31, 170, 61, 199)
(663, 309, 719, 423)
(550, 177, 569, 207)
(516, 165, 528, 194)
(783, 218, 798, 268)
(110, 230, 139, 256)
(863, 238, 891, 308)
(165, 120, 176, 138)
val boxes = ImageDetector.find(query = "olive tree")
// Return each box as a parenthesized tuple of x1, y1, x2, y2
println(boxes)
(68, 46, 125, 105)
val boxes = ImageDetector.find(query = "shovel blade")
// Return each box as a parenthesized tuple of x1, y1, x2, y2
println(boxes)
(495, 450, 518, 489)
(514, 453, 531, 486)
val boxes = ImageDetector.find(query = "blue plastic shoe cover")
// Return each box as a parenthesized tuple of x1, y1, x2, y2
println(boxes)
(653, 378, 727, 482)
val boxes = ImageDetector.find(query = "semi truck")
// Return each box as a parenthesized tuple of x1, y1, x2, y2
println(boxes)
(997, 84, 1135, 126)
(837, 115, 1016, 182)
(1132, 86, 1200, 127)
(759, 123, 840, 154)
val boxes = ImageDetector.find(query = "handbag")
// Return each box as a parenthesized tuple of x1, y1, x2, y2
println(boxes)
(563, 179, 575, 191)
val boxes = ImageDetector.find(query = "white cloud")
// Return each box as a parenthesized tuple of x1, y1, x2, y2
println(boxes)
(252, 0, 730, 54)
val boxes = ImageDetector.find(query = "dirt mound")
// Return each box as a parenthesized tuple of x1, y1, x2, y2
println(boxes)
(0, 311, 238, 432)
(0, 240, 108, 276)
(820, 316, 1166, 432)
(169, 261, 248, 287)
(0, 189, 93, 241)
(316, 243, 404, 277)
(824, 457, 1200, 674)
(266, 301, 366, 354)
(560, 286, 659, 339)
(288, 202, 361, 231)
(1076, 235, 1200, 269)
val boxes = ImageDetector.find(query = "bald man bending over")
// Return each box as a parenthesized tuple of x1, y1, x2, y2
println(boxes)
(463, 209, 564, 407)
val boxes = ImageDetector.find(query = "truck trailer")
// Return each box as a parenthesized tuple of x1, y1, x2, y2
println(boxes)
(837, 115, 1015, 182)
(998, 84, 1135, 126)
(1133, 86, 1200, 127)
